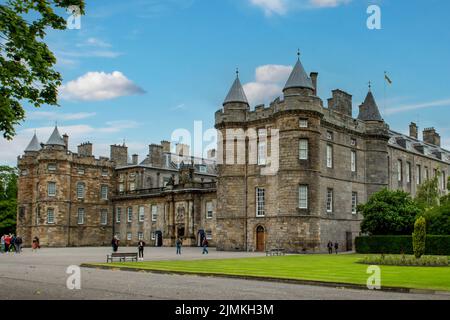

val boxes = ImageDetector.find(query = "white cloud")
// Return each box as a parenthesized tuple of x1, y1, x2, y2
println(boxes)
(59, 71, 145, 101)
(385, 98, 450, 115)
(249, 0, 287, 16)
(248, 0, 351, 15)
(309, 0, 351, 8)
(27, 111, 97, 121)
(243, 64, 292, 106)
(77, 37, 112, 48)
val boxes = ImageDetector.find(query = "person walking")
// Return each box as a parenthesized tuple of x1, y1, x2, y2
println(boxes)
(10, 234, 16, 253)
(111, 236, 119, 252)
(176, 238, 182, 255)
(334, 241, 339, 254)
(1, 235, 5, 253)
(202, 238, 209, 255)
(327, 241, 333, 254)
(138, 239, 146, 261)
(4, 234, 11, 253)
(15, 235, 22, 253)
(32, 236, 40, 252)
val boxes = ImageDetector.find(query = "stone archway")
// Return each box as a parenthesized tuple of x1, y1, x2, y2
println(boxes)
(256, 225, 265, 252)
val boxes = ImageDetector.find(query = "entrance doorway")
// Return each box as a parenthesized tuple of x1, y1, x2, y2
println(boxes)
(155, 231, 163, 247)
(256, 226, 265, 252)
(346, 232, 353, 252)
(177, 226, 185, 239)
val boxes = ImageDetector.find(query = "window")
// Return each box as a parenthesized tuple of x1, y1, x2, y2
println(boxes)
(47, 163, 57, 171)
(76, 182, 85, 199)
(326, 189, 333, 213)
(127, 207, 132, 222)
(77, 167, 85, 175)
(138, 232, 144, 241)
(326, 131, 333, 140)
(47, 208, 55, 224)
(256, 188, 265, 217)
(116, 208, 121, 223)
(425, 167, 429, 180)
(442, 171, 446, 190)
(298, 185, 308, 209)
(351, 138, 357, 147)
(151, 205, 158, 222)
(129, 182, 136, 191)
(351, 150, 357, 173)
(352, 192, 358, 215)
(119, 183, 124, 193)
(206, 201, 213, 219)
(151, 232, 156, 240)
(36, 206, 40, 225)
(21, 169, 28, 176)
(199, 165, 207, 173)
(206, 230, 213, 240)
(416, 165, 422, 185)
(299, 119, 308, 128)
(127, 232, 132, 241)
(397, 160, 403, 182)
(257, 129, 267, 166)
(47, 182, 56, 197)
(77, 208, 85, 225)
(434, 168, 438, 177)
(139, 206, 145, 222)
(326, 144, 333, 168)
(406, 162, 411, 183)
(100, 210, 108, 225)
(101, 185, 108, 200)
(299, 139, 308, 160)
(101, 168, 108, 177)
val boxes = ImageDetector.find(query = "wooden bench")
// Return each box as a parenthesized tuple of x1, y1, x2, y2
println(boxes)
(106, 252, 138, 263)
(266, 248, 286, 256)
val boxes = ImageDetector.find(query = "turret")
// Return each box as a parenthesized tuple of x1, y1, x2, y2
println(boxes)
(283, 51, 315, 97)
(24, 132, 41, 154)
(45, 126, 66, 150)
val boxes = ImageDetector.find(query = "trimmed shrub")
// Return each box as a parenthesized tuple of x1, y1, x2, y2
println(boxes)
(355, 235, 450, 255)
(412, 217, 426, 258)
(358, 255, 449, 267)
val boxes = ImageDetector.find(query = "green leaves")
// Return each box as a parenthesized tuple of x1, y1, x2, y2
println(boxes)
(0, 165, 18, 234)
(0, 0, 85, 139)
(412, 216, 426, 259)
(358, 188, 421, 235)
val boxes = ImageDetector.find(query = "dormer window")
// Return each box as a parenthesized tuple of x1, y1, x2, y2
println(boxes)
(199, 165, 207, 173)
(101, 168, 108, 176)
(77, 167, 85, 175)
(351, 138, 357, 146)
(299, 119, 308, 128)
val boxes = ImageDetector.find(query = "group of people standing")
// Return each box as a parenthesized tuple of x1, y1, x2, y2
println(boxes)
(327, 241, 339, 254)
(0, 234, 23, 253)
(111, 235, 210, 259)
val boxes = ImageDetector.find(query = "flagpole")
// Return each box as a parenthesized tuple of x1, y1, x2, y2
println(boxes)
(384, 71, 387, 115)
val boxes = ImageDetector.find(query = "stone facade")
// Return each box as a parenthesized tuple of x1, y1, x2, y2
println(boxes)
(214, 56, 450, 253)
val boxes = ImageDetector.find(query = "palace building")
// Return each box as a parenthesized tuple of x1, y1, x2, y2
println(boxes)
(16, 54, 450, 252)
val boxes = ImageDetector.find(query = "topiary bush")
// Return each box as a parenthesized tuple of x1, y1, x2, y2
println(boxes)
(412, 217, 426, 258)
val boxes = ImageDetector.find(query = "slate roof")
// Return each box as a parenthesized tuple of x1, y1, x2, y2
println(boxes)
(223, 76, 249, 105)
(46, 126, 65, 146)
(24, 133, 41, 152)
(358, 91, 383, 121)
(284, 58, 314, 91)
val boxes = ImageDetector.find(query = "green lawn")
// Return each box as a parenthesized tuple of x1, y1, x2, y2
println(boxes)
(92, 254, 450, 292)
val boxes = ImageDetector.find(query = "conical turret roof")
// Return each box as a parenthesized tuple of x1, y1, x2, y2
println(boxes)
(46, 126, 65, 146)
(284, 57, 314, 91)
(24, 133, 41, 152)
(223, 74, 249, 106)
(358, 90, 383, 121)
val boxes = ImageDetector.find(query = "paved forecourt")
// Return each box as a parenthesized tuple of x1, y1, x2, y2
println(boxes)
(0, 247, 448, 300)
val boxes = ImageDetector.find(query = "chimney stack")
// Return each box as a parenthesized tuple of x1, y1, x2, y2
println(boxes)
(310, 72, 318, 96)
(161, 140, 171, 153)
(78, 142, 93, 157)
(176, 143, 190, 157)
(423, 127, 441, 147)
(132, 154, 138, 165)
(207, 149, 216, 159)
(149, 144, 163, 167)
(110, 144, 128, 166)
(63, 134, 69, 150)
(409, 122, 418, 139)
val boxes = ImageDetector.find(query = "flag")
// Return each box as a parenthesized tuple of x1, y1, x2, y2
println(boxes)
(384, 72, 392, 85)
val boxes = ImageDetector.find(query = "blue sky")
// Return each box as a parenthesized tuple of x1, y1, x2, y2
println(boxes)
(2, 0, 450, 165)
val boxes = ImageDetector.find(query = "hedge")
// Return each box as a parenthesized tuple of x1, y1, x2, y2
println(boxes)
(355, 235, 450, 256)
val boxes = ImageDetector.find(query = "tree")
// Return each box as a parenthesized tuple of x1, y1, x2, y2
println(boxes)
(358, 188, 421, 235)
(0, 165, 18, 234)
(421, 198, 450, 235)
(412, 216, 426, 258)
(0, 0, 85, 139)
(415, 175, 440, 210)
